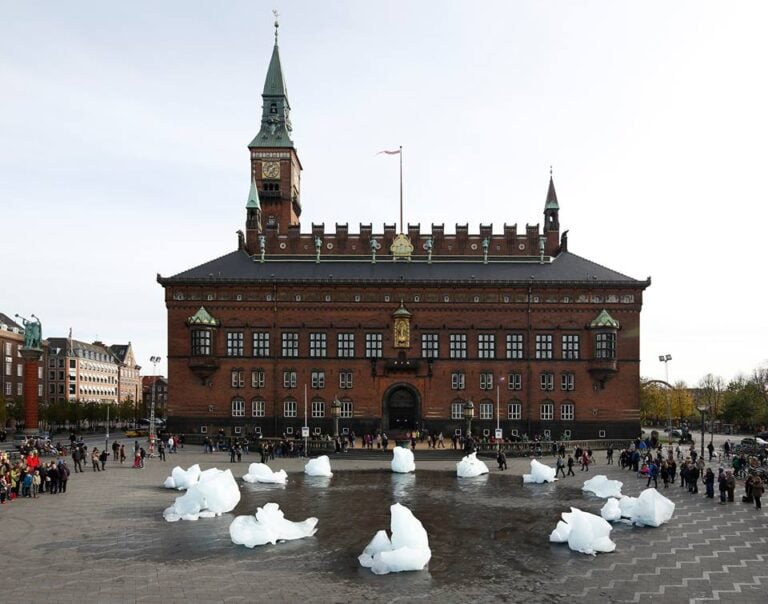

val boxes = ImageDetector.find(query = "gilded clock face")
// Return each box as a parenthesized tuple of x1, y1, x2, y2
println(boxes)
(262, 161, 280, 179)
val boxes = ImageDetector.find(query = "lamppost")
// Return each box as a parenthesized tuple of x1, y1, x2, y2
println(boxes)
(105, 400, 110, 453)
(659, 354, 672, 443)
(696, 403, 707, 461)
(331, 397, 341, 438)
(463, 399, 474, 440)
(496, 376, 505, 451)
(149, 355, 161, 457)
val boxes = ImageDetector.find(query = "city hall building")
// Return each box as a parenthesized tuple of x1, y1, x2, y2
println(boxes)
(158, 29, 650, 441)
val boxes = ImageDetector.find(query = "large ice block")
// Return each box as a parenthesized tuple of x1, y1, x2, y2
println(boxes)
(163, 464, 202, 490)
(629, 488, 675, 527)
(391, 447, 416, 473)
(242, 462, 288, 484)
(358, 503, 431, 574)
(163, 468, 240, 521)
(456, 452, 490, 478)
(582, 475, 624, 499)
(230, 502, 318, 548)
(304, 455, 333, 477)
(522, 459, 557, 483)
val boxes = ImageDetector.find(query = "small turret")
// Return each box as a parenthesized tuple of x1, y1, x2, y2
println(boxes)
(245, 179, 263, 253)
(543, 168, 561, 255)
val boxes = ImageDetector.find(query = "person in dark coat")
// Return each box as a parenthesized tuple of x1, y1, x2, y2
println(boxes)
(496, 450, 507, 471)
(704, 468, 715, 498)
(751, 476, 764, 510)
(718, 468, 728, 504)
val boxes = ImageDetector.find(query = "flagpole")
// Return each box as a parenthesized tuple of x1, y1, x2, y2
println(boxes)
(399, 145, 403, 233)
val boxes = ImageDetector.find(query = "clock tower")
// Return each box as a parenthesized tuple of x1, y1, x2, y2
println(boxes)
(246, 17, 302, 248)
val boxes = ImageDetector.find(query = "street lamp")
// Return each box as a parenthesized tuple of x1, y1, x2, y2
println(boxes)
(463, 399, 474, 439)
(496, 376, 505, 451)
(331, 397, 341, 438)
(696, 403, 707, 461)
(659, 354, 672, 443)
(149, 355, 161, 457)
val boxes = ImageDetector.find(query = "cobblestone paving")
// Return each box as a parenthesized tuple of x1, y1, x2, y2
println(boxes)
(1, 447, 765, 603)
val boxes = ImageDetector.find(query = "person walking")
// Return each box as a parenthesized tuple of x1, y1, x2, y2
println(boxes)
(567, 454, 575, 477)
(91, 448, 101, 472)
(751, 475, 764, 510)
(580, 450, 590, 472)
(72, 447, 83, 473)
(646, 461, 658, 488)
(158, 441, 166, 462)
(555, 454, 566, 478)
(707, 441, 715, 461)
(119, 444, 126, 464)
(496, 450, 507, 471)
(99, 448, 108, 471)
(725, 470, 736, 502)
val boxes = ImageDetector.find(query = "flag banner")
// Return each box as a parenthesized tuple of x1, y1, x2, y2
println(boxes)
(377, 149, 401, 155)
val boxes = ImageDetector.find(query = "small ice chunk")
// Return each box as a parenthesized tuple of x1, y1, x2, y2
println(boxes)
(583, 475, 624, 499)
(630, 488, 675, 527)
(164, 464, 202, 490)
(391, 447, 416, 473)
(359, 503, 431, 574)
(550, 507, 616, 555)
(304, 455, 333, 477)
(456, 452, 490, 478)
(230, 502, 318, 548)
(600, 498, 622, 522)
(243, 462, 288, 484)
(522, 459, 557, 483)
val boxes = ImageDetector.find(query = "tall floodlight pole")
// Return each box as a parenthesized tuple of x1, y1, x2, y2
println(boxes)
(304, 383, 308, 457)
(149, 356, 161, 457)
(659, 355, 672, 444)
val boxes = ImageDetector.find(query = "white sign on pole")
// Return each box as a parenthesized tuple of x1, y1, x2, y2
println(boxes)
(495, 428, 503, 440)
(301, 426, 310, 438)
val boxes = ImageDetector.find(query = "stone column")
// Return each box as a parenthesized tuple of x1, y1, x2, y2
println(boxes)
(20, 347, 43, 434)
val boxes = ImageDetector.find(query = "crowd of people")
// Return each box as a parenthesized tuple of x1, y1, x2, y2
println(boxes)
(0, 447, 72, 504)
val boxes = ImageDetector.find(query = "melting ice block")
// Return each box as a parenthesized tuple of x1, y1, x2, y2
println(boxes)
(600, 498, 622, 522)
(230, 502, 318, 547)
(243, 462, 288, 484)
(456, 452, 490, 478)
(163, 464, 202, 490)
(628, 488, 675, 527)
(582, 475, 624, 499)
(522, 459, 557, 483)
(358, 503, 431, 574)
(549, 507, 616, 555)
(391, 447, 416, 473)
(163, 468, 240, 522)
(304, 456, 333, 477)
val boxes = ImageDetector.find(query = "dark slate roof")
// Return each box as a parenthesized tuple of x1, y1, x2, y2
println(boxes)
(0, 312, 23, 331)
(159, 250, 649, 287)
(109, 344, 129, 363)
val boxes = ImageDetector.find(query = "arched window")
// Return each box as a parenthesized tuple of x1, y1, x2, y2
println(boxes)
(231, 397, 245, 417)
(251, 398, 265, 417)
(540, 400, 554, 421)
(560, 401, 575, 421)
(507, 400, 521, 420)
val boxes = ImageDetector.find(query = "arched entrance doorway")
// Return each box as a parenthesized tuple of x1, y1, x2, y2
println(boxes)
(383, 384, 420, 432)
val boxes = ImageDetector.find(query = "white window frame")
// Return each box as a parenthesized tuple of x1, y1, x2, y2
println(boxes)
(309, 332, 327, 358)
(540, 402, 554, 421)
(480, 372, 493, 390)
(231, 398, 245, 417)
(535, 334, 553, 360)
(561, 402, 575, 421)
(540, 372, 554, 391)
(226, 331, 244, 357)
(451, 401, 464, 420)
(283, 400, 297, 418)
(421, 333, 439, 358)
(311, 370, 325, 389)
(560, 372, 575, 391)
(281, 332, 299, 358)
(562, 334, 580, 360)
(507, 401, 521, 420)
(231, 369, 244, 388)
(337, 333, 355, 358)
(252, 331, 270, 357)
(477, 334, 496, 359)
(479, 402, 493, 420)
(251, 399, 265, 417)
(339, 371, 353, 389)
(449, 333, 467, 359)
(311, 400, 325, 418)
(451, 371, 465, 390)
(506, 333, 524, 360)
(507, 373, 522, 390)
(365, 333, 383, 359)
(251, 369, 265, 388)
(283, 370, 297, 388)
(340, 400, 353, 418)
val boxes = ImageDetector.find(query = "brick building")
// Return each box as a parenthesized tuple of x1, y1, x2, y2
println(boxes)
(142, 375, 168, 419)
(158, 29, 650, 440)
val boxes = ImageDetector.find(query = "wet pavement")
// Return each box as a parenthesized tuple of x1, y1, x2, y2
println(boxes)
(2, 449, 766, 603)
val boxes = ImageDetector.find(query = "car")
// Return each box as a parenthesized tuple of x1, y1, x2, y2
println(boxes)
(669, 429, 682, 438)
(740, 437, 768, 447)
(757, 431, 768, 440)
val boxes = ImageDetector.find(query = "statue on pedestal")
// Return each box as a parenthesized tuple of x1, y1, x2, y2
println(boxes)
(15, 314, 42, 349)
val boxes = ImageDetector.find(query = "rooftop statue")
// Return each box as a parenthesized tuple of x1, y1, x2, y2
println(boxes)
(15, 314, 42, 349)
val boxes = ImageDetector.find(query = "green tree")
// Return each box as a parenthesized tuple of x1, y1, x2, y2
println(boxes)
(640, 379, 667, 423)
(670, 380, 694, 421)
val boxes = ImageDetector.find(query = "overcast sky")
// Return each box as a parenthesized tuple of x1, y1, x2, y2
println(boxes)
(2, 1, 766, 386)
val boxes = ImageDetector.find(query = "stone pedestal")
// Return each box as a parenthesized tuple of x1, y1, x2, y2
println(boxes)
(19, 347, 43, 434)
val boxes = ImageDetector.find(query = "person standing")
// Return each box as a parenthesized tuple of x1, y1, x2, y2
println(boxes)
(496, 450, 507, 471)
(59, 462, 70, 493)
(718, 468, 728, 504)
(751, 475, 764, 510)
(646, 461, 658, 488)
(707, 441, 715, 461)
(567, 454, 575, 476)
(99, 448, 108, 471)
(91, 448, 101, 472)
(119, 444, 126, 464)
(704, 468, 715, 498)
(606, 447, 614, 465)
(112, 440, 120, 461)
(31, 470, 41, 498)
(580, 450, 590, 471)
(555, 454, 566, 478)
(158, 441, 166, 462)
(72, 447, 82, 473)
(725, 470, 736, 502)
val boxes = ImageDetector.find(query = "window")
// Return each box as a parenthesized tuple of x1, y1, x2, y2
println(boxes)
(48, 358, 55, 368)
(480, 372, 493, 390)
(339, 371, 353, 389)
(251, 399, 265, 417)
(507, 373, 522, 390)
(231, 369, 244, 388)
(4, 362, 10, 376)
(310, 332, 327, 358)
(191, 329, 212, 356)
(251, 369, 265, 388)
(561, 372, 575, 391)
(49, 370, 55, 381)
(311, 400, 325, 418)
(421, 333, 439, 358)
(284, 400, 297, 417)
(561, 402, 575, 421)
(478, 334, 496, 359)
(562, 334, 580, 360)
(540, 372, 554, 391)
(506, 333, 524, 359)
(337, 333, 355, 358)
(283, 370, 297, 388)
(451, 402, 464, 420)
(17, 383, 23, 396)
(70, 359, 76, 369)
(595, 332, 616, 359)
(479, 402, 493, 420)
(365, 333, 383, 358)
(449, 334, 467, 359)
(340, 400, 353, 418)
(451, 371, 465, 390)
(535, 334, 553, 359)
(231, 397, 245, 417)
(226, 331, 244, 357)
(253, 331, 270, 357)
(540, 401, 554, 420)
(311, 370, 325, 389)
(507, 401, 521, 420)
(281, 332, 299, 357)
